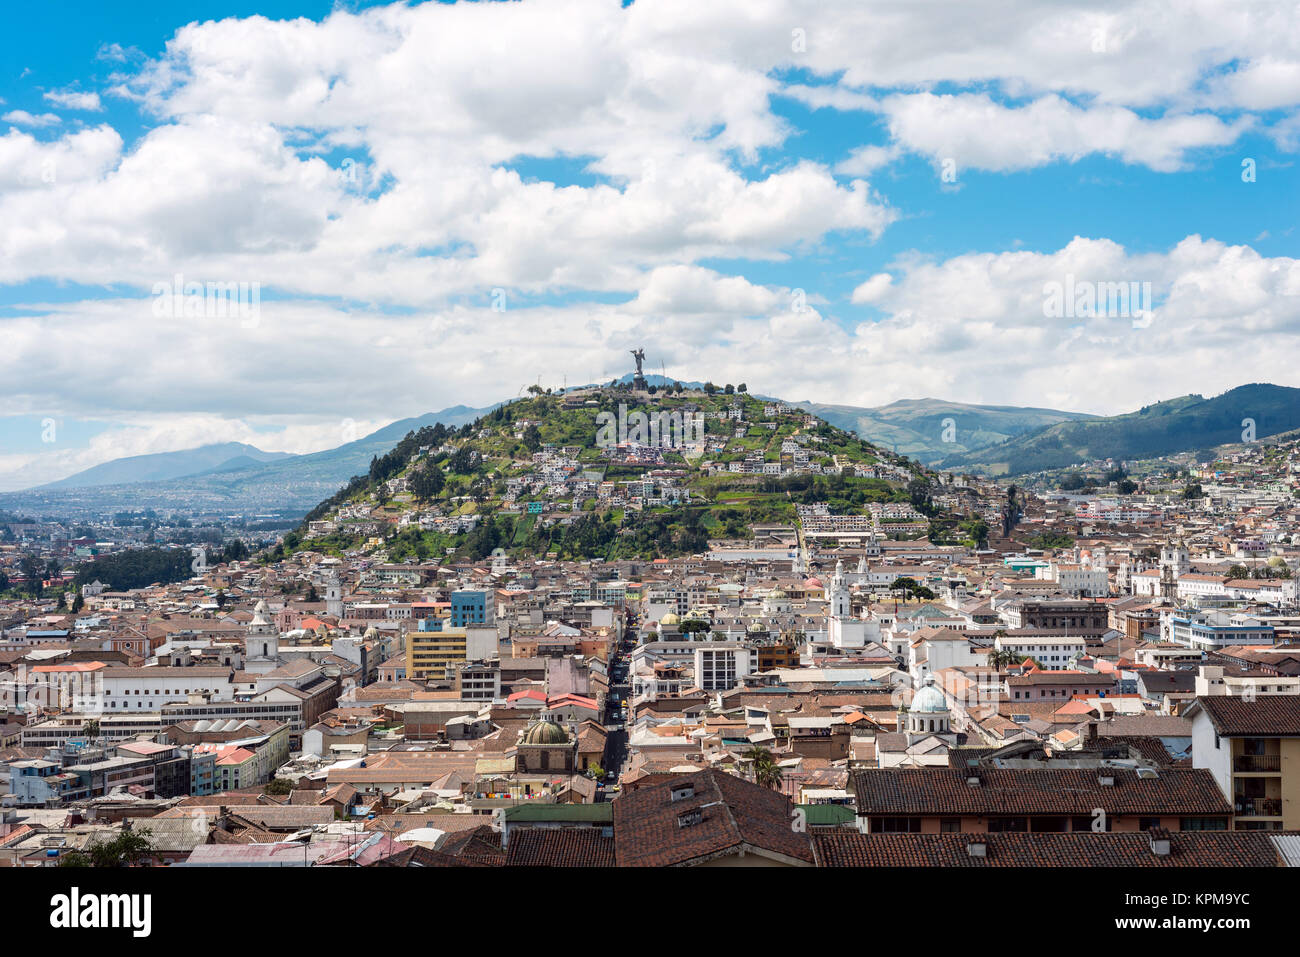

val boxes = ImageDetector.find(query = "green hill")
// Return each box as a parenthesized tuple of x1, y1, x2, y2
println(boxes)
(940, 383, 1300, 475)
(270, 386, 935, 563)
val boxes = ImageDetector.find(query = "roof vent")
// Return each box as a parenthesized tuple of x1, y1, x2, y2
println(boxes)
(1098, 773, 1115, 787)
(676, 808, 703, 828)
(965, 773, 982, 787)
(967, 841, 987, 858)
(1149, 828, 1171, 857)
(670, 782, 695, 802)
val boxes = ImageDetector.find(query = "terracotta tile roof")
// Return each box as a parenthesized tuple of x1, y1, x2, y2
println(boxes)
(613, 768, 814, 867)
(369, 845, 477, 867)
(813, 830, 1283, 867)
(438, 824, 505, 866)
(1189, 696, 1300, 736)
(850, 767, 1230, 817)
(505, 827, 616, 866)
(1093, 735, 1185, 766)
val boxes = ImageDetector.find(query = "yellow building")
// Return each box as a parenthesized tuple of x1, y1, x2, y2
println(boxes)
(405, 627, 470, 681)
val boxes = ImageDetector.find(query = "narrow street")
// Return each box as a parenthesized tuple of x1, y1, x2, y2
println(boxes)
(600, 615, 635, 798)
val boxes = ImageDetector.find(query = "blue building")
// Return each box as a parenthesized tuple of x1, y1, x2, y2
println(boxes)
(451, 589, 494, 628)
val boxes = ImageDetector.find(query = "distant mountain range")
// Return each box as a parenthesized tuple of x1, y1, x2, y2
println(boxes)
(939, 383, 1300, 475)
(40, 443, 296, 490)
(795, 398, 1094, 464)
(0, 404, 496, 516)
(7, 381, 1297, 515)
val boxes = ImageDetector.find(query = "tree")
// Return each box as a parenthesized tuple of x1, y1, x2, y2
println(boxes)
(264, 777, 294, 796)
(522, 423, 542, 452)
(448, 446, 479, 475)
(58, 827, 154, 867)
(19, 552, 42, 595)
(743, 746, 784, 790)
(409, 465, 446, 501)
(890, 576, 919, 601)
(1227, 564, 1250, 580)
(737, 383, 747, 393)
(678, 616, 711, 639)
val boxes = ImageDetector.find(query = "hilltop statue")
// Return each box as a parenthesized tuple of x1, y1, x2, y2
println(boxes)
(630, 348, 648, 390)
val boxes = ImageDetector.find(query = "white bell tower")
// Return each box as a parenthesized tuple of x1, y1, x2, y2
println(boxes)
(325, 570, 343, 619)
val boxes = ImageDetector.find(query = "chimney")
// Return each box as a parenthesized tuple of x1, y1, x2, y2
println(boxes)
(1097, 773, 1115, 787)
(1149, 828, 1171, 857)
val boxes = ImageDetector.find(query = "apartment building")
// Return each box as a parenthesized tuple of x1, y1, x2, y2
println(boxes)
(1188, 696, 1300, 831)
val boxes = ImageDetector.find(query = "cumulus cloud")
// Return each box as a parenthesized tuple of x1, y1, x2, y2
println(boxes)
(3, 110, 61, 128)
(1, 0, 1298, 485)
(43, 90, 104, 111)
(880, 93, 1250, 173)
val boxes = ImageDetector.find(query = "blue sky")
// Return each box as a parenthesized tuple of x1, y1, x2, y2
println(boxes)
(1, 0, 1299, 488)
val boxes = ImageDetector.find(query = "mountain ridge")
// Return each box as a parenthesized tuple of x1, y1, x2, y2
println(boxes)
(39, 442, 296, 490)
(939, 383, 1300, 475)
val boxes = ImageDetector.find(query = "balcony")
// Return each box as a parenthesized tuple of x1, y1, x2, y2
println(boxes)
(1234, 797, 1282, 818)
(1233, 754, 1281, 773)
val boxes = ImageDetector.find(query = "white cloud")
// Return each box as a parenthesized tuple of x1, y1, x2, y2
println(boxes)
(43, 90, 104, 111)
(838, 235, 1300, 411)
(0, 125, 122, 190)
(3, 110, 61, 128)
(880, 93, 1250, 173)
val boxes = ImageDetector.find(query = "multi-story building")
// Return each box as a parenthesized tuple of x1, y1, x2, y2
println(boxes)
(451, 588, 496, 628)
(1163, 610, 1274, 651)
(993, 633, 1087, 671)
(1187, 696, 1300, 830)
(455, 660, 502, 701)
(693, 644, 752, 692)
(406, 626, 471, 681)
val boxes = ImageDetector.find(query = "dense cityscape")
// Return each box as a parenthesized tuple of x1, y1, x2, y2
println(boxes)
(5, 373, 1300, 876)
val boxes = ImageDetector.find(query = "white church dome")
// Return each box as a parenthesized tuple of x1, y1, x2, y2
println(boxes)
(910, 677, 948, 713)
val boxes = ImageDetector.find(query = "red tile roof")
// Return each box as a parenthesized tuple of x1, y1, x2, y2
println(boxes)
(613, 768, 814, 867)
(505, 827, 616, 866)
(813, 830, 1283, 867)
(850, 767, 1230, 817)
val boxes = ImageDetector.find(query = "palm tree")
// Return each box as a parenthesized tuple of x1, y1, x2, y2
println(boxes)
(743, 746, 784, 790)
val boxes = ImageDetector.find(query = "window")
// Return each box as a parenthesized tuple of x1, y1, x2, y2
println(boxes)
(872, 817, 921, 833)
(988, 817, 1028, 833)
(940, 818, 961, 832)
